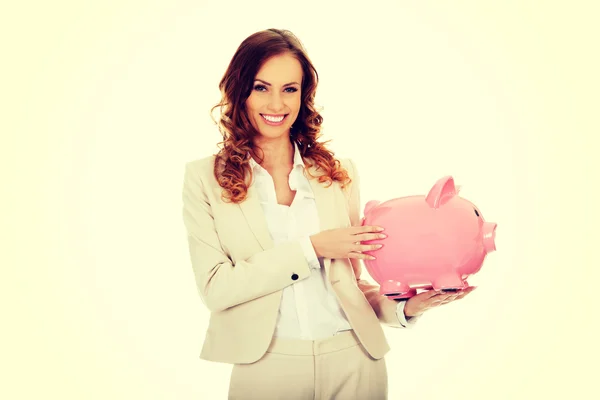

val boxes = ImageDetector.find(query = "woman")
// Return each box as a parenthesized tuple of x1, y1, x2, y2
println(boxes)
(181, 28, 475, 400)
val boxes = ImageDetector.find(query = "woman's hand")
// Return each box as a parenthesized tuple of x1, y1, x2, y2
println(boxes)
(404, 287, 477, 317)
(310, 226, 386, 260)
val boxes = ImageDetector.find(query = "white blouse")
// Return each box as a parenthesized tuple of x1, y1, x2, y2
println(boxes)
(248, 143, 413, 341)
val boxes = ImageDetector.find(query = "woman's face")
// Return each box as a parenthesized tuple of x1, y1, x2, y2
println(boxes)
(245, 53, 302, 140)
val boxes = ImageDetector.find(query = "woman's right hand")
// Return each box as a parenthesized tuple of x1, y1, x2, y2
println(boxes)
(309, 226, 387, 260)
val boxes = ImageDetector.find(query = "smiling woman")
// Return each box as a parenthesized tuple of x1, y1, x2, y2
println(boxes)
(182, 28, 470, 400)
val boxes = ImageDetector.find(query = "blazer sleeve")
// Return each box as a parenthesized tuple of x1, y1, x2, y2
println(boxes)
(344, 158, 421, 328)
(181, 161, 312, 313)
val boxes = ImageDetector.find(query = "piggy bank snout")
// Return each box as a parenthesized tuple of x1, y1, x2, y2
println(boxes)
(483, 222, 497, 253)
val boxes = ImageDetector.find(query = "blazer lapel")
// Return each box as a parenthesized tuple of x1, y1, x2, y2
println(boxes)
(306, 165, 338, 233)
(237, 183, 274, 251)
(306, 164, 339, 273)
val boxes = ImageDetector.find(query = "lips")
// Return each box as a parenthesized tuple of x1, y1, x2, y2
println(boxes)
(260, 114, 287, 125)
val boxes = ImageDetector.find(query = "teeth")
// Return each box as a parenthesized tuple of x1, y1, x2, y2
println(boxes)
(262, 114, 284, 122)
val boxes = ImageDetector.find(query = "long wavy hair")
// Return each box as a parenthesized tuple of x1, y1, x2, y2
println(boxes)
(210, 28, 351, 204)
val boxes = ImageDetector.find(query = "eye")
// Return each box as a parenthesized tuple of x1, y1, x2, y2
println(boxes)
(285, 87, 299, 93)
(253, 84, 268, 92)
(474, 208, 480, 217)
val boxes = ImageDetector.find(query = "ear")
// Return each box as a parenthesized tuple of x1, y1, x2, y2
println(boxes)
(425, 176, 458, 208)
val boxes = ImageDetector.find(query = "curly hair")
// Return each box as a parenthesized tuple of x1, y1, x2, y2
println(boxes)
(210, 28, 351, 204)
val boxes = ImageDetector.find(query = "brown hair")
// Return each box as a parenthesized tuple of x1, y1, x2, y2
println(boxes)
(210, 28, 350, 203)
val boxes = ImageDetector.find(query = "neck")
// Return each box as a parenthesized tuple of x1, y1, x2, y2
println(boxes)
(251, 135, 295, 170)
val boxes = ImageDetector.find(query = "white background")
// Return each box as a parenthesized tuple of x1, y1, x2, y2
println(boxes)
(3, 1, 598, 399)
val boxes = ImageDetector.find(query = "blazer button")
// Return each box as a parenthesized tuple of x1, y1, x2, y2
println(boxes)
(291, 273, 299, 280)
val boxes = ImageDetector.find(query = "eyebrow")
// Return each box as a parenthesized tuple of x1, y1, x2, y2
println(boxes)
(254, 79, 300, 87)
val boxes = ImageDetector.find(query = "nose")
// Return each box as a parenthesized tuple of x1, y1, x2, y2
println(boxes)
(267, 91, 284, 112)
(482, 222, 497, 253)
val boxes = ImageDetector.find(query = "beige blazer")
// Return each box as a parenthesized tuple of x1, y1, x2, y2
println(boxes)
(181, 155, 405, 365)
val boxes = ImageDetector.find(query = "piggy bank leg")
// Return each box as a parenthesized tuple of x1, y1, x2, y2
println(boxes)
(432, 273, 468, 292)
(381, 280, 414, 299)
(385, 289, 417, 300)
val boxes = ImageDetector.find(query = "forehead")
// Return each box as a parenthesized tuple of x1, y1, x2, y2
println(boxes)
(255, 53, 303, 84)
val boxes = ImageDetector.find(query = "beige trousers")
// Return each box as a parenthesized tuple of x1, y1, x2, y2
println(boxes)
(227, 330, 388, 400)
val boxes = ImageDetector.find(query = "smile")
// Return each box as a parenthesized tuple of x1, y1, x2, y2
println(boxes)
(261, 114, 287, 125)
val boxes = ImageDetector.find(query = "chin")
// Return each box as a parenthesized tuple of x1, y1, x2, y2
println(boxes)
(255, 123, 292, 138)
(256, 129, 291, 140)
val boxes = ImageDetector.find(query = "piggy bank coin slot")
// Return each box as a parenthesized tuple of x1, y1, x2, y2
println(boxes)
(474, 208, 480, 217)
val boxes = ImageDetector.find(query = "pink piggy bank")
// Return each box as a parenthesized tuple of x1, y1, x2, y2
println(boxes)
(361, 176, 497, 300)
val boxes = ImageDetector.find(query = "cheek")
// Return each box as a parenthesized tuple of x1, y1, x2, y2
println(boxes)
(290, 95, 302, 112)
(245, 96, 257, 113)
(245, 98, 261, 122)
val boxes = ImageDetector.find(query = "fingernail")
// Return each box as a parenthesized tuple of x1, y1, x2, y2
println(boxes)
(369, 256, 376, 260)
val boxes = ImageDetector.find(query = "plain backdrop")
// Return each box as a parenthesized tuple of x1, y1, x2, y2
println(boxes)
(3, 1, 598, 399)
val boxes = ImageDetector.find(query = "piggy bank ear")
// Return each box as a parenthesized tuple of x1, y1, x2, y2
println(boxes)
(364, 200, 381, 216)
(425, 176, 458, 208)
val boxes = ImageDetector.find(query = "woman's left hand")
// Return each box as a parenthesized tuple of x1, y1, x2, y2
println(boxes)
(404, 286, 477, 318)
